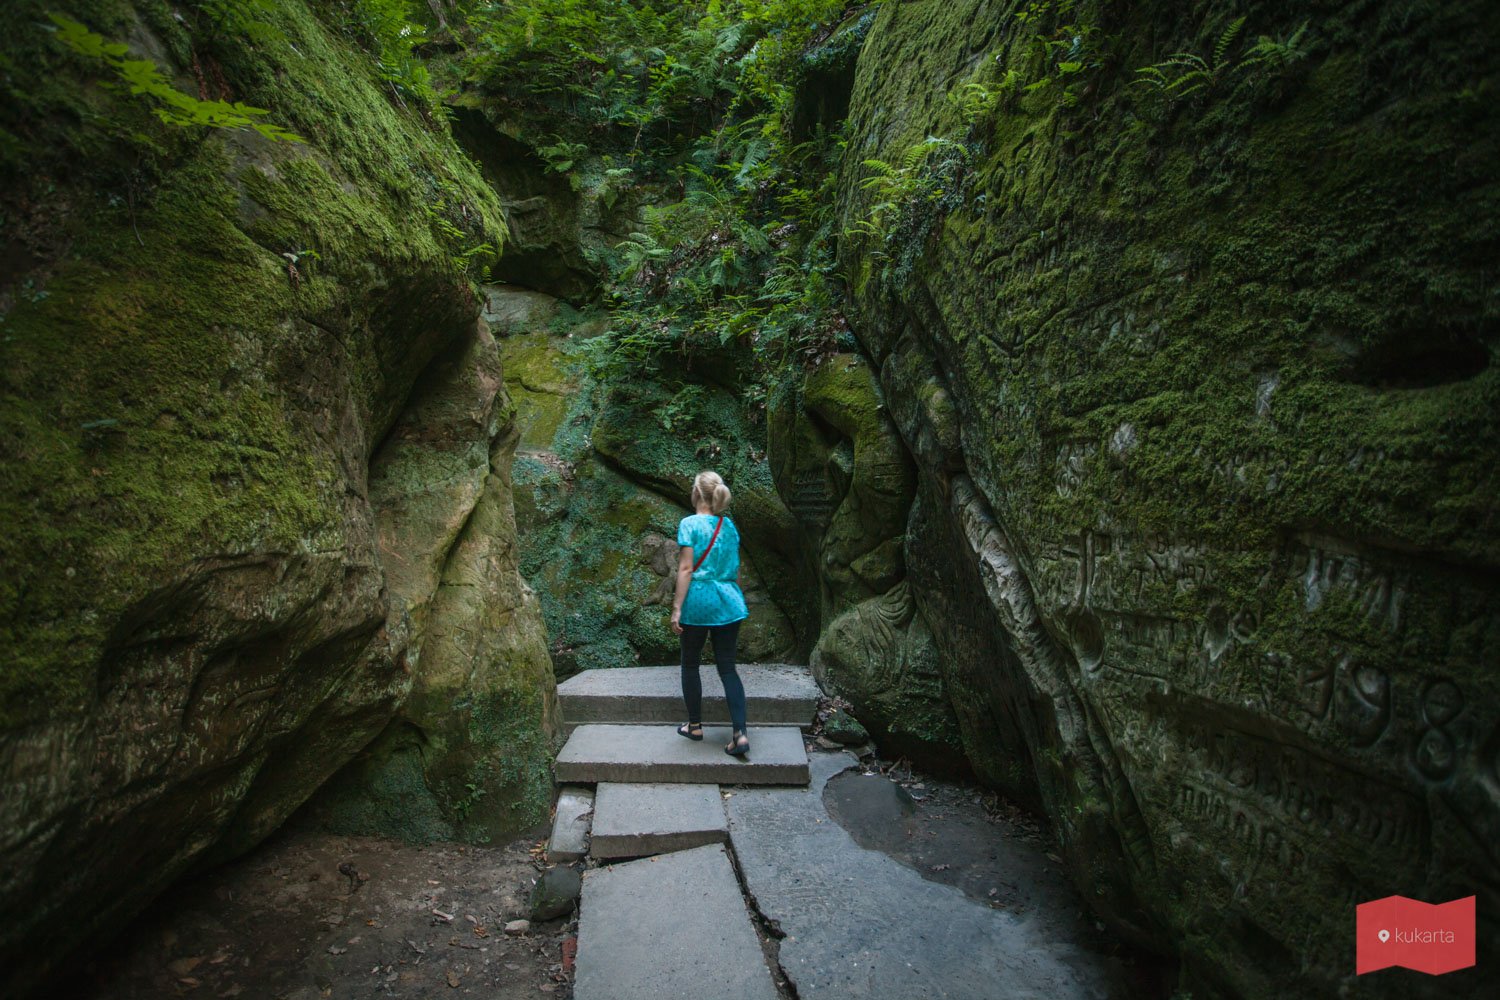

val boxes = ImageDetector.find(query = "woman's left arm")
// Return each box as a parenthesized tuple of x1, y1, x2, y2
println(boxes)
(671, 545, 694, 634)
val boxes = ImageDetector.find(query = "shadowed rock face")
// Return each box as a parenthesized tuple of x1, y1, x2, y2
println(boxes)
(769, 352, 967, 771)
(0, 1, 553, 993)
(815, 0, 1500, 995)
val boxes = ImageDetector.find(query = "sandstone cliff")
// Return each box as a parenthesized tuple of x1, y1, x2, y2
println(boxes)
(801, 0, 1500, 994)
(0, 1, 554, 992)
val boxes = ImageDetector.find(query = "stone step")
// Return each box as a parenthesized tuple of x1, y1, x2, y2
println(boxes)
(557, 664, 820, 729)
(555, 724, 810, 786)
(545, 786, 593, 863)
(590, 782, 728, 860)
(574, 843, 780, 1000)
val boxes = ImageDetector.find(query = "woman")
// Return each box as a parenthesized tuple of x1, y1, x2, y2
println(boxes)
(670, 470, 751, 756)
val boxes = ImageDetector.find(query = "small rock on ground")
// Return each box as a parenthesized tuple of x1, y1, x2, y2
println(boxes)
(822, 707, 870, 745)
(529, 867, 582, 921)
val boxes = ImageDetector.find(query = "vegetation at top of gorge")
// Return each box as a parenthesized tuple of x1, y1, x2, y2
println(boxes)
(452, 0, 868, 406)
(430, 0, 1327, 438)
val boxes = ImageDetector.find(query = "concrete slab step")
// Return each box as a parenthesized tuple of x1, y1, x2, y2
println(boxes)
(574, 843, 779, 1000)
(555, 724, 810, 786)
(545, 786, 593, 863)
(558, 663, 819, 729)
(590, 782, 728, 860)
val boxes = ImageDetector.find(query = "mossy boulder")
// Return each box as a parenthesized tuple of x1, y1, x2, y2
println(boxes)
(0, 0, 552, 991)
(811, 584, 964, 767)
(770, 352, 915, 618)
(768, 352, 959, 767)
(838, 0, 1500, 994)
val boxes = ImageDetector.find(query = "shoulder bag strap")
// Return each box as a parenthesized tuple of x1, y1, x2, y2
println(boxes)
(692, 516, 725, 572)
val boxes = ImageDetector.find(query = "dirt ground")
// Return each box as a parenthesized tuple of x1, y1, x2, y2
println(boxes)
(64, 824, 578, 1000)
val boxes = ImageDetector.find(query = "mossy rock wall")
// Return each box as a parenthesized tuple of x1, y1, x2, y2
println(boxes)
(0, 1, 554, 992)
(837, 0, 1500, 996)
(490, 287, 805, 674)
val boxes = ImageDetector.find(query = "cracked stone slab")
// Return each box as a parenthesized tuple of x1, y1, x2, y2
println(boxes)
(574, 843, 779, 1000)
(546, 786, 594, 863)
(727, 752, 1130, 1000)
(555, 724, 809, 786)
(558, 664, 819, 728)
(590, 782, 728, 859)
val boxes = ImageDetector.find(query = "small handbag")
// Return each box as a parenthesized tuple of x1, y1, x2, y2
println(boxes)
(692, 516, 725, 572)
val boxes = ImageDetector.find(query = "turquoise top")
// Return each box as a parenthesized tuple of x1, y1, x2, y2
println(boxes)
(677, 513, 749, 627)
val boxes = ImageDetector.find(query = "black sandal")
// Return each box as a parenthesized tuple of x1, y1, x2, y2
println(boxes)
(677, 722, 704, 741)
(725, 731, 750, 757)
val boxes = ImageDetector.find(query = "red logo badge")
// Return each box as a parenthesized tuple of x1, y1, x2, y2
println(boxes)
(1356, 895, 1476, 975)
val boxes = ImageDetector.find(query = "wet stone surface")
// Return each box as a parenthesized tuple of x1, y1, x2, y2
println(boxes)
(823, 759, 1171, 995)
(729, 751, 1170, 1000)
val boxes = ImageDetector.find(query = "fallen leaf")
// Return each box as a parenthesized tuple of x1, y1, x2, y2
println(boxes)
(473, 926, 489, 939)
(167, 957, 203, 977)
(328, 946, 347, 955)
(1046, 852, 1062, 863)
(177, 977, 200, 989)
(446, 969, 461, 988)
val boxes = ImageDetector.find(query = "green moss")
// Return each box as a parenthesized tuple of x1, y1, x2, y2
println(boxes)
(0, 0, 511, 731)
(849, 0, 1499, 568)
(497, 332, 578, 449)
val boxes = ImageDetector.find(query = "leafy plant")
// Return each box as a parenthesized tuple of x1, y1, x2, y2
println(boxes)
(947, 73, 1020, 124)
(1014, 0, 1101, 106)
(537, 137, 588, 174)
(847, 136, 970, 264)
(46, 14, 303, 142)
(1239, 21, 1312, 72)
(191, 0, 285, 45)
(426, 193, 496, 281)
(655, 384, 705, 432)
(474, 2, 869, 388)
(1135, 16, 1247, 99)
(343, 0, 440, 112)
(455, 781, 487, 822)
(1135, 17, 1312, 102)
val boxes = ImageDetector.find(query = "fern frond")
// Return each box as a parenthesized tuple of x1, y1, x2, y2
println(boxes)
(1214, 16, 1247, 67)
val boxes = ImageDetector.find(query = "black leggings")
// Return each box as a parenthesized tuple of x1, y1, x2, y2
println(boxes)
(680, 620, 746, 734)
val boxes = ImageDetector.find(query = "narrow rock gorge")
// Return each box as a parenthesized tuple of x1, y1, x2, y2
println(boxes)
(1, 0, 1495, 997)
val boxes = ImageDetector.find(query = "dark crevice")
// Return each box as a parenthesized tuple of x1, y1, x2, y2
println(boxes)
(722, 834, 801, 1000)
(1341, 329, 1491, 389)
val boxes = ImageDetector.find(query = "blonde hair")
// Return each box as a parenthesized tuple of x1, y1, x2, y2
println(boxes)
(691, 470, 731, 514)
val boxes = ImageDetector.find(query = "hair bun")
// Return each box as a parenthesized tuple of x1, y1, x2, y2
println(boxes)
(692, 470, 731, 514)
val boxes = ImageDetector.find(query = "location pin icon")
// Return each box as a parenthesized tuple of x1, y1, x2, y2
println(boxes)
(1378, 929, 1391, 943)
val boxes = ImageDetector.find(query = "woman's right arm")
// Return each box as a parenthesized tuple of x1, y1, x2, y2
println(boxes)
(670, 544, 694, 634)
